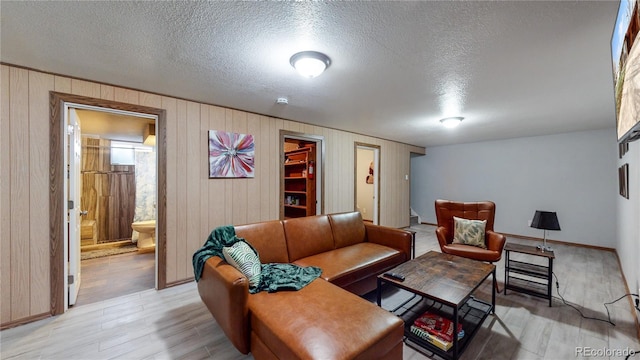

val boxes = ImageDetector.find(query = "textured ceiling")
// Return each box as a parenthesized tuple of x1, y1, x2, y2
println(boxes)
(1, 1, 619, 147)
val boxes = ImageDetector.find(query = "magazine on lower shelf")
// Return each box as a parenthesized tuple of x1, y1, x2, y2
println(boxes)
(412, 310, 464, 343)
(410, 325, 456, 351)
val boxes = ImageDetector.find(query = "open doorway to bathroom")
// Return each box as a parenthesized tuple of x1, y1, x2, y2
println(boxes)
(72, 109, 157, 306)
(50, 92, 167, 315)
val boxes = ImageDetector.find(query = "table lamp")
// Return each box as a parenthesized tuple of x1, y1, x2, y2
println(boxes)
(530, 210, 560, 252)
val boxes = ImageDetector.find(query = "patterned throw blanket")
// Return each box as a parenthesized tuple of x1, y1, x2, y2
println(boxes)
(192, 225, 321, 293)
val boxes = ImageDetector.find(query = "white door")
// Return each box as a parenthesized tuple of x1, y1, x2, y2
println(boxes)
(67, 108, 82, 306)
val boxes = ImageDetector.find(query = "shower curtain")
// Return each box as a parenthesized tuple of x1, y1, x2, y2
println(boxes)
(132, 149, 157, 241)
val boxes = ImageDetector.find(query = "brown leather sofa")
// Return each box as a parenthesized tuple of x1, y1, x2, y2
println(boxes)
(197, 211, 413, 359)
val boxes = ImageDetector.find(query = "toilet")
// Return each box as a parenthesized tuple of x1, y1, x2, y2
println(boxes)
(131, 220, 156, 253)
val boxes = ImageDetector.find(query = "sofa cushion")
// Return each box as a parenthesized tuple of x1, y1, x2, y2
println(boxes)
(329, 211, 367, 248)
(293, 243, 405, 288)
(442, 243, 501, 262)
(452, 216, 487, 249)
(236, 220, 289, 263)
(222, 241, 262, 289)
(248, 278, 404, 359)
(283, 215, 335, 262)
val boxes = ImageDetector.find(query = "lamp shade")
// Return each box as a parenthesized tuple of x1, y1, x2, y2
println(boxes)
(530, 211, 561, 231)
(143, 123, 156, 146)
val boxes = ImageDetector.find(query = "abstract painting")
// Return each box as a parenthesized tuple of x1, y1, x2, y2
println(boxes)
(208, 130, 255, 178)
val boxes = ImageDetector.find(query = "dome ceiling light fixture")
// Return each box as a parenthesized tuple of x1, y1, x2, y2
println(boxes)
(290, 51, 331, 78)
(440, 116, 464, 128)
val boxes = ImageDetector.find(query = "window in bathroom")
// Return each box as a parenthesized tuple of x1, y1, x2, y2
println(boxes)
(110, 141, 153, 165)
(111, 141, 136, 165)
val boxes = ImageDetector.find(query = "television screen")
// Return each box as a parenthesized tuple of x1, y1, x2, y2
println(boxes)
(612, 0, 640, 142)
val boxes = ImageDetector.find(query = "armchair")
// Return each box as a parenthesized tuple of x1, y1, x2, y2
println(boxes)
(435, 199, 507, 290)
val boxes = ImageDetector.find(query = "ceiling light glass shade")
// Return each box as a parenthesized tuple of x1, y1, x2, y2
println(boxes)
(440, 117, 464, 128)
(290, 51, 331, 78)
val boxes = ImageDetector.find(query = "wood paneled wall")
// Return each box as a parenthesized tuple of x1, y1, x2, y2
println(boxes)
(0, 64, 425, 328)
(81, 137, 136, 242)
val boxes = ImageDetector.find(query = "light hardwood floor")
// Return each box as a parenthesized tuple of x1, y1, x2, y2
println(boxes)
(75, 251, 155, 307)
(1, 224, 639, 359)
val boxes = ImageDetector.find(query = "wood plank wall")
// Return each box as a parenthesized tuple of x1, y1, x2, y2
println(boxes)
(0, 64, 425, 327)
(81, 137, 136, 242)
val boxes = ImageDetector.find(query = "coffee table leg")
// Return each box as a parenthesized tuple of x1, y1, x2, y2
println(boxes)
(492, 268, 496, 314)
(376, 277, 382, 306)
(453, 307, 459, 360)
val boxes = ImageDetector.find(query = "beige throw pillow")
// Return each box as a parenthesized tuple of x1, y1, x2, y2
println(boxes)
(452, 216, 487, 249)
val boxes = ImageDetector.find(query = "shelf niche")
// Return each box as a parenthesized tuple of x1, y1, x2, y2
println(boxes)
(283, 141, 316, 219)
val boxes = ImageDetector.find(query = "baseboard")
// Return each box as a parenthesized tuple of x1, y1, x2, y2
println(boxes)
(501, 232, 615, 252)
(419, 222, 615, 252)
(0, 311, 51, 330)
(612, 251, 640, 342)
(166, 277, 194, 288)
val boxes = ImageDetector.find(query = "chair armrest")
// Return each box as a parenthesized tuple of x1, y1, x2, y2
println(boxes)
(197, 256, 250, 354)
(364, 223, 412, 261)
(486, 230, 506, 253)
(435, 226, 450, 250)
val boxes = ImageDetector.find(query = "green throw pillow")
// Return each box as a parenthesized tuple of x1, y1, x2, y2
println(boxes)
(452, 216, 487, 249)
(222, 241, 262, 289)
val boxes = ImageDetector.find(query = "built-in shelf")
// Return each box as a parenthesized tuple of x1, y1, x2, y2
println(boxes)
(284, 204, 306, 210)
(283, 146, 316, 218)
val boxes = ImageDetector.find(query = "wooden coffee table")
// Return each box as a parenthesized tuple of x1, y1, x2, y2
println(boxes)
(376, 251, 495, 360)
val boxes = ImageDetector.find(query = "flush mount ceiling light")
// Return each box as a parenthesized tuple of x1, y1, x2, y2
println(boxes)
(290, 51, 331, 78)
(440, 116, 464, 128)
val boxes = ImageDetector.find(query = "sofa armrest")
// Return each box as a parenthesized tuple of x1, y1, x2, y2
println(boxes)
(364, 223, 412, 261)
(486, 230, 506, 254)
(197, 256, 251, 354)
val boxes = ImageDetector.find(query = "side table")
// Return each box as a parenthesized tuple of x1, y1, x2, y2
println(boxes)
(504, 242, 555, 307)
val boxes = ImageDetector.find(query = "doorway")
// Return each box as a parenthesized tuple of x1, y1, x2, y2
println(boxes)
(355, 143, 380, 225)
(280, 131, 324, 218)
(73, 109, 157, 306)
(49, 92, 167, 315)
